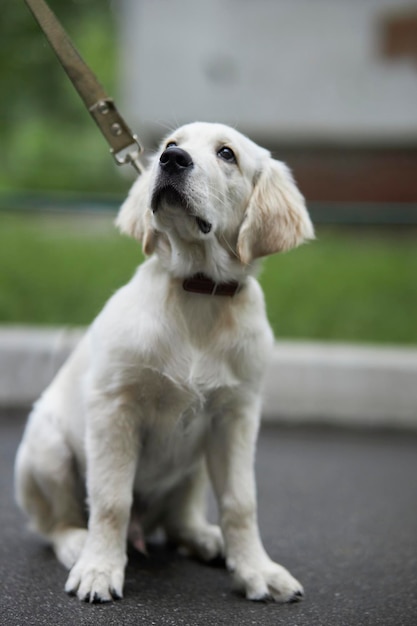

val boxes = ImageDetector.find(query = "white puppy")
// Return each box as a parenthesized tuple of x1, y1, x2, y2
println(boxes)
(15, 122, 314, 604)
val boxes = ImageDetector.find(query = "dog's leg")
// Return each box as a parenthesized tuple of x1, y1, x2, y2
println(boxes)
(65, 394, 139, 602)
(15, 408, 87, 569)
(206, 399, 304, 603)
(164, 461, 224, 562)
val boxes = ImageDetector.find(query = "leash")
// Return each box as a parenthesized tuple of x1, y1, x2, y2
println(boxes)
(23, 0, 144, 175)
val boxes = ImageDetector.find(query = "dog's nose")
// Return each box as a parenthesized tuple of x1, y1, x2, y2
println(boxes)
(159, 147, 193, 174)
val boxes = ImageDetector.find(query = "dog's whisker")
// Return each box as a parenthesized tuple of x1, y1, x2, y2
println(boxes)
(153, 119, 178, 134)
(219, 233, 240, 260)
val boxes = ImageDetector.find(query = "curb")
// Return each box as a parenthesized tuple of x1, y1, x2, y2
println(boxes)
(1, 326, 416, 429)
(263, 341, 417, 430)
(0, 326, 84, 408)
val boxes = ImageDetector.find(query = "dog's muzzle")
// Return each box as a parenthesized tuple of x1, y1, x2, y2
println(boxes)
(151, 147, 212, 234)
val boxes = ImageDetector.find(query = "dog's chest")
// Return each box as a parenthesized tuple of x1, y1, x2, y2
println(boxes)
(132, 344, 241, 500)
(134, 400, 206, 499)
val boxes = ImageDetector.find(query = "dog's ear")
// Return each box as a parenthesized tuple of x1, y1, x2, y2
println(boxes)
(115, 170, 157, 256)
(237, 159, 314, 265)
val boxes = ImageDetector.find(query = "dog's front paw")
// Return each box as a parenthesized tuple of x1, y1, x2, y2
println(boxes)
(230, 558, 304, 603)
(65, 553, 126, 603)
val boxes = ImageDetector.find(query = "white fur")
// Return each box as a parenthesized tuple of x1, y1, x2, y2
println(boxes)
(15, 122, 314, 603)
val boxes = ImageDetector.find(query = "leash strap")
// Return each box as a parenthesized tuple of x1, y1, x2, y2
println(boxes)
(24, 0, 144, 174)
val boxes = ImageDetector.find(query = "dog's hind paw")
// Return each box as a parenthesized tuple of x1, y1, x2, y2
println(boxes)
(52, 527, 88, 570)
(190, 523, 225, 562)
(168, 522, 225, 562)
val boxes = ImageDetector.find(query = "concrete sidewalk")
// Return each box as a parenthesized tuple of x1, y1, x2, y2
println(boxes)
(1, 326, 416, 429)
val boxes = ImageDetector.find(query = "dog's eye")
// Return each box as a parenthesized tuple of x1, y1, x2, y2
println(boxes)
(166, 141, 177, 149)
(217, 146, 236, 164)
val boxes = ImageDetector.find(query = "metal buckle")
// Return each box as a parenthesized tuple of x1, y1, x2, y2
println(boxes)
(111, 134, 144, 174)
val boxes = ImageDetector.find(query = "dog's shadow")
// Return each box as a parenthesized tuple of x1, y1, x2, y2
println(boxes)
(124, 540, 228, 601)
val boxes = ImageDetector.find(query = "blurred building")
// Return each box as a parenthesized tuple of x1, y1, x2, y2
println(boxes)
(120, 0, 417, 202)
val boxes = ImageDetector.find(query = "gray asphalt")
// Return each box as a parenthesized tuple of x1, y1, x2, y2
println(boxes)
(1, 410, 417, 626)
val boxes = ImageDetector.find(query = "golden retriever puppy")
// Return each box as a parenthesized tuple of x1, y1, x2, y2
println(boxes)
(15, 122, 314, 604)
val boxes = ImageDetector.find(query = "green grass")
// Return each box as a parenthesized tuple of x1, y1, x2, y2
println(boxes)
(0, 212, 142, 326)
(1, 212, 416, 345)
(260, 229, 417, 344)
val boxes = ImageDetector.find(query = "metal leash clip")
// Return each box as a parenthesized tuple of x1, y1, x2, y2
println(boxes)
(112, 136, 143, 174)
(89, 98, 144, 174)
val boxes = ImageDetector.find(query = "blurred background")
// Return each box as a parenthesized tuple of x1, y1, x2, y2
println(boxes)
(1, 0, 416, 344)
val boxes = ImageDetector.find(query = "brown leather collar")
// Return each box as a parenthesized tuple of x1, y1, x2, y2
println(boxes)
(183, 273, 242, 296)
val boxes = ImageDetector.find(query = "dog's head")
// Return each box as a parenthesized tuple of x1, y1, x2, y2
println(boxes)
(116, 122, 314, 277)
